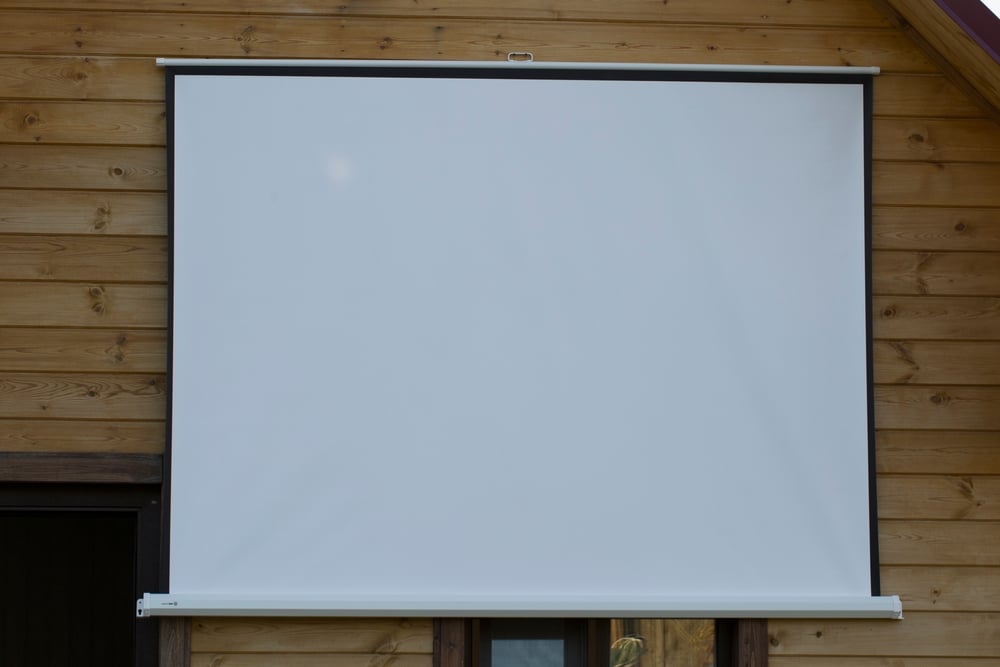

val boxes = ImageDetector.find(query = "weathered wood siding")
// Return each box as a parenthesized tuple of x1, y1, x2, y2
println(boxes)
(1, 0, 998, 664)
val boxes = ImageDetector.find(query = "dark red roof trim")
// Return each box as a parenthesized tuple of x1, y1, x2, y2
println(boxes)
(935, 0, 1000, 64)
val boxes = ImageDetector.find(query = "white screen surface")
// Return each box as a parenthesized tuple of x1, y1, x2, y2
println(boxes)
(163, 65, 894, 617)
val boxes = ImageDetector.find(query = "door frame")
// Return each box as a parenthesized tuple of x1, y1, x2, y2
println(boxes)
(0, 483, 162, 667)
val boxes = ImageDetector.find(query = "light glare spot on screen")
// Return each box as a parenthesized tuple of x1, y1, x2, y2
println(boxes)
(325, 154, 354, 186)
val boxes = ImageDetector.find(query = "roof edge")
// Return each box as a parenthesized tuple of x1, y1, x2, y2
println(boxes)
(872, 0, 1000, 122)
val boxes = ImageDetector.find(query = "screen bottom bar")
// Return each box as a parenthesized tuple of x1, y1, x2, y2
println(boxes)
(138, 593, 902, 619)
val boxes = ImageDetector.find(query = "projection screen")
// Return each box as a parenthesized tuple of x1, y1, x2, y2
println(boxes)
(144, 60, 900, 619)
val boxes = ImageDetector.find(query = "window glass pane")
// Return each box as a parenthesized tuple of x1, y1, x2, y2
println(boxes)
(492, 638, 564, 667)
(610, 620, 715, 667)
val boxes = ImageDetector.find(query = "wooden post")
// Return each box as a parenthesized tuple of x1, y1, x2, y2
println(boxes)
(434, 619, 470, 667)
(159, 617, 191, 667)
(736, 619, 768, 667)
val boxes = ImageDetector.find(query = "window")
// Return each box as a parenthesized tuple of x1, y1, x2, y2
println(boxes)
(480, 619, 594, 667)
(436, 618, 764, 667)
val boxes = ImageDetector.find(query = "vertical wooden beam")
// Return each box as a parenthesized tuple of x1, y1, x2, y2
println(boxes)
(434, 618, 470, 667)
(587, 619, 610, 667)
(736, 619, 768, 667)
(159, 617, 191, 667)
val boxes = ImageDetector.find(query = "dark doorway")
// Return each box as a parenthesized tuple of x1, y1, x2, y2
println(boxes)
(0, 485, 160, 667)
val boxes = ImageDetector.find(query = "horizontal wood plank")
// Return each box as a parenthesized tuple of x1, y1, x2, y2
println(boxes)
(0, 144, 165, 190)
(874, 161, 1000, 207)
(879, 520, 1000, 565)
(0, 327, 165, 372)
(190, 654, 432, 667)
(0, 64, 966, 115)
(0, 281, 166, 327)
(771, 659, 1000, 667)
(873, 296, 1000, 340)
(0, 55, 161, 100)
(191, 618, 434, 654)
(0, 234, 166, 281)
(0, 418, 163, 452)
(0, 451, 161, 482)
(881, 565, 1000, 611)
(0, 99, 164, 145)
(0, 189, 165, 235)
(0, 12, 932, 71)
(873, 74, 988, 117)
(878, 474, 1000, 520)
(0, 371, 165, 419)
(872, 206, 1000, 251)
(0, 0, 893, 27)
(876, 385, 1000, 430)
(873, 251, 1000, 296)
(874, 117, 1000, 162)
(876, 430, 1000, 474)
(0, 63, 981, 118)
(772, 659, 1000, 666)
(769, 611, 1000, 656)
(874, 340, 1000, 384)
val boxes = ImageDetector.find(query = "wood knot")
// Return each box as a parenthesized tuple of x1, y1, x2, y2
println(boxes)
(109, 166, 125, 177)
(237, 25, 256, 53)
(93, 202, 112, 231)
(929, 392, 950, 405)
(23, 113, 39, 127)
(815, 631, 823, 638)
(379, 36, 393, 50)
(769, 636, 779, 647)
(881, 307, 895, 318)
(89, 285, 107, 314)
(136, 378, 163, 396)
(86, 389, 98, 397)
(374, 637, 399, 653)
(907, 133, 925, 143)
(954, 222, 966, 232)
(108, 334, 127, 363)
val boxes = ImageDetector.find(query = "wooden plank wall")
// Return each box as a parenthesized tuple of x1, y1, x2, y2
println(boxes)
(0, 0, 998, 664)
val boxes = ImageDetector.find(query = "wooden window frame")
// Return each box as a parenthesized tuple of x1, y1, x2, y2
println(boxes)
(434, 618, 767, 667)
